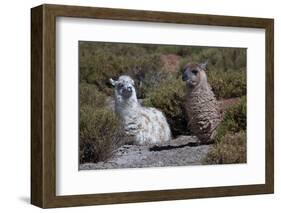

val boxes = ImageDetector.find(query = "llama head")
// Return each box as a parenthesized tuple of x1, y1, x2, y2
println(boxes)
(109, 75, 136, 100)
(182, 61, 208, 88)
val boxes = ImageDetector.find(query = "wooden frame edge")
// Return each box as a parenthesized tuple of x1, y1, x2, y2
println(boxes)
(31, 5, 44, 207)
(265, 19, 274, 194)
(31, 4, 274, 208)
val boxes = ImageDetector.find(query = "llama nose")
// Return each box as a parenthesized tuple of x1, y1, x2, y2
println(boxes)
(182, 71, 189, 81)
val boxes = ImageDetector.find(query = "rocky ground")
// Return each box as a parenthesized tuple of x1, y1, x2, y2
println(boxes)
(79, 135, 210, 170)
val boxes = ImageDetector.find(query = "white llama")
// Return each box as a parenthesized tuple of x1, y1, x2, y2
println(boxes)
(110, 75, 171, 145)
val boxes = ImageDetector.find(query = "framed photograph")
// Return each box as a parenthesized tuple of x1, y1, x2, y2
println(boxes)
(31, 4, 274, 208)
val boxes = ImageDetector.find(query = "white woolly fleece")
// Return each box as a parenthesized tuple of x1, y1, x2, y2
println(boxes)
(112, 75, 171, 145)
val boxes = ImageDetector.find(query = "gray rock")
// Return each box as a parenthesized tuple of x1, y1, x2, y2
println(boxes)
(79, 135, 210, 170)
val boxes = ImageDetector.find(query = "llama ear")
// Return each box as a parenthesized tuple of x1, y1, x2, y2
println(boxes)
(200, 60, 208, 71)
(109, 78, 116, 87)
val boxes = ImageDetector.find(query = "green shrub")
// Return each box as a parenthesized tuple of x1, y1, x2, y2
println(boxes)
(154, 46, 182, 55)
(204, 131, 246, 164)
(208, 69, 246, 99)
(79, 42, 169, 98)
(203, 96, 247, 164)
(79, 83, 106, 107)
(215, 96, 246, 141)
(180, 48, 246, 72)
(79, 106, 124, 164)
(80, 42, 247, 100)
(154, 45, 189, 56)
(79, 83, 124, 164)
(143, 76, 189, 136)
(154, 45, 204, 57)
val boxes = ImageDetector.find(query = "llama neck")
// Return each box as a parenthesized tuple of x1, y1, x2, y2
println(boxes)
(187, 83, 216, 107)
(187, 73, 210, 96)
(115, 92, 140, 116)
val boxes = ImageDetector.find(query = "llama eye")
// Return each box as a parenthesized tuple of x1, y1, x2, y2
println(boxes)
(117, 84, 124, 89)
(191, 70, 198, 75)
